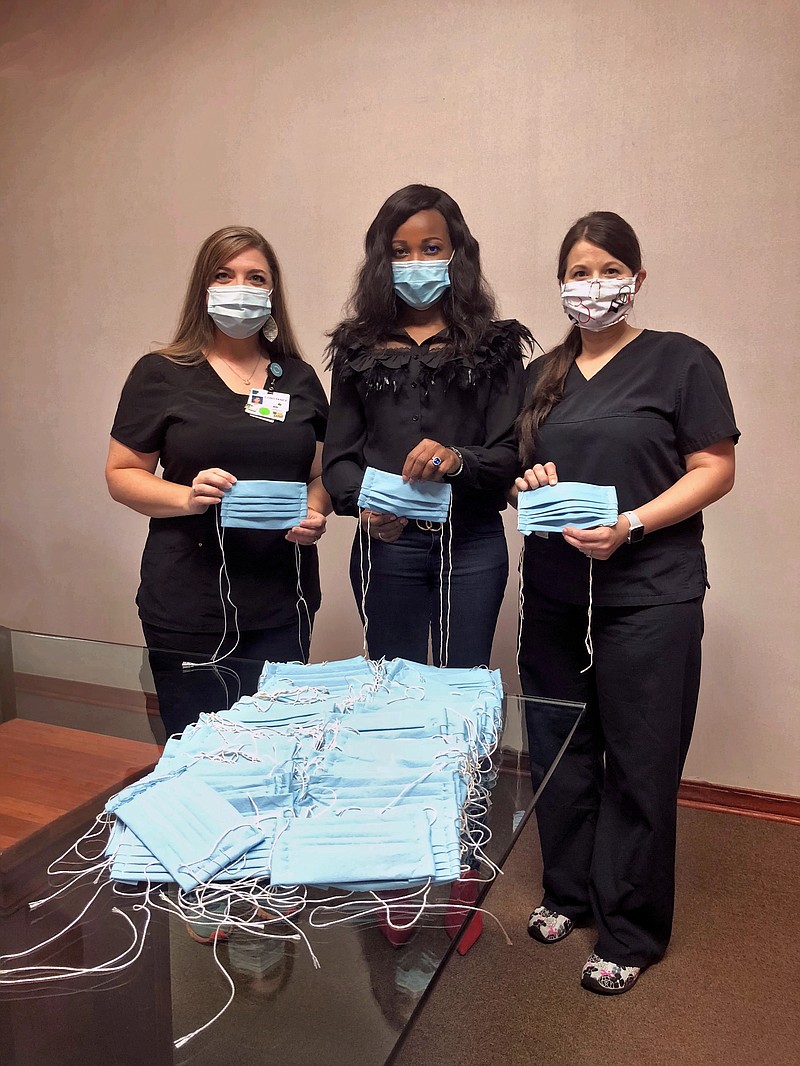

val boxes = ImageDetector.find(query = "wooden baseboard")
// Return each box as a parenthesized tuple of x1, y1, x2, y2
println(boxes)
(676, 780, 800, 825)
(500, 749, 800, 826)
(14, 672, 160, 718)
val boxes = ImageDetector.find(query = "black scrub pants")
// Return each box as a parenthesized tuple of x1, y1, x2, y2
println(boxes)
(518, 589, 704, 968)
(142, 617, 313, 739)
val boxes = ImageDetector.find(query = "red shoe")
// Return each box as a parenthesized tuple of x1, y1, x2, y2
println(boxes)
(377, 909, 416, 948)
(445, 870, 484, 955)
(375, 892, 419, 948)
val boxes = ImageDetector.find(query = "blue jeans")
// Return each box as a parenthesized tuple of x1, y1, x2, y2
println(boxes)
(349, 512, 509, 667)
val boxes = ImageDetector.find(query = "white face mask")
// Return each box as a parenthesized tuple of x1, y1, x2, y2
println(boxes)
(560, 275, 637, 332)
(207, 285, 272, 339)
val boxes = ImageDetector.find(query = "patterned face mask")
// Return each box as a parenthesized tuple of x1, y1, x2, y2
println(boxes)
(517, 482, 619, 534)
(560, 276, 637, 331)
(220, 480, 308, 530)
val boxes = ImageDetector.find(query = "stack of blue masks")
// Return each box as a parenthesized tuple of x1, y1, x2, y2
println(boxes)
(358, 467, 452, 524)
(105, 655, 504, 893)
(257, 656, 379, 695)
(517, 482, 619, 534)
(220, 479, 308, 530)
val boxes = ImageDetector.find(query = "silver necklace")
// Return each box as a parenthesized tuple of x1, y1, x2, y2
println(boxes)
(214, 352, 263, 386)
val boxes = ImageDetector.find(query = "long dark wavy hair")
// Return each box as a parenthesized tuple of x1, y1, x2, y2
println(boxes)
(517, 211, 642, 465)
(326, 184, 496, 363)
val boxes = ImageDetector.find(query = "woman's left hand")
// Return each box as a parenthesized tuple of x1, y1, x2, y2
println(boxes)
(402, 440, 461, 482)
(563, 518, 631, 562)
(286, 509, 327, 546)
(562, 516, 630, 561)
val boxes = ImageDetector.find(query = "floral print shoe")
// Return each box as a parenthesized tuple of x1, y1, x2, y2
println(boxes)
(527, 905, 574, 943)
(581, 952, 641, 995)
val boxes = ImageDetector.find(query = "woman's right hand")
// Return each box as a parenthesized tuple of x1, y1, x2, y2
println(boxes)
(187, 468, 237, 514)
(515, 462, 559, 493)
(359, 509, 407, 543)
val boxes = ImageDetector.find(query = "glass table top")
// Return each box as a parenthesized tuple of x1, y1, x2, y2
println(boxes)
(0, 627, 585, 1066)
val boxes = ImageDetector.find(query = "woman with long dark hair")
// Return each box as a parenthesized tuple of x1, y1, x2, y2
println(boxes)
(515, 211, 738, 993)
(106, 227, 330, 742)
(323, 184, 532, 669)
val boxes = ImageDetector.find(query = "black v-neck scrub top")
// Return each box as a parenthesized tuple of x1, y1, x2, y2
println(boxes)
(522, 330, 740, 607)
(111, 353, 329, 632)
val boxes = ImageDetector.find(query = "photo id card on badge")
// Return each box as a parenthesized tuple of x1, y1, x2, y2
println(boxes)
(245, 388, 291, 422)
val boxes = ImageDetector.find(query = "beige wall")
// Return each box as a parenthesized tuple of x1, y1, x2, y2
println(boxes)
(1, 0, 798, 793)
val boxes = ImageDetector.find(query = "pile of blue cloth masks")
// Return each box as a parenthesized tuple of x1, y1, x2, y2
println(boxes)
(358, 467, 452, 524)
(517, 481, 619, 534)
(104, 657, 503, 894)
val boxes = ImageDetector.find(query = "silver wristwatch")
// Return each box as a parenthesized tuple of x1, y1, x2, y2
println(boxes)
(622, 510, 645, 544)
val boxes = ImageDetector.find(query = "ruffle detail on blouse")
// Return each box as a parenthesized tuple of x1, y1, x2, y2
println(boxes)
(335, 320, 532, 393)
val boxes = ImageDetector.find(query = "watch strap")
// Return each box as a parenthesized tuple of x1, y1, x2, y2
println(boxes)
(622, 510, 644, 544)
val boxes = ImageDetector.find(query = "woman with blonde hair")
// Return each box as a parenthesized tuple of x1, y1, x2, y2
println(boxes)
(107, 226, 330, 739)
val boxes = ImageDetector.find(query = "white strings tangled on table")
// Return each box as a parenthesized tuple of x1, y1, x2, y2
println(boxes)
(0, 655, 510, 1049)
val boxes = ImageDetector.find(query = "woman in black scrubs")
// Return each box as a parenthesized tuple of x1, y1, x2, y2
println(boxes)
(106, 226, 330, 738)
(323, 184, 532, 668)
(515, 211, 738, 994)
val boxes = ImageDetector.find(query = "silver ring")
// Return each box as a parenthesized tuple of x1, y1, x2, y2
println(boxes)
(431, 456, 442, 467)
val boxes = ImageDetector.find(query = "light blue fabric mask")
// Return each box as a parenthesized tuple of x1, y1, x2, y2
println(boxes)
(258, 656, 377, 694)
(392, 257, 452, 310)
(270, 808, 438, 887)
(358, 467, 452, 524)
(517, 482, 619, 533)
(106, 772, 266, 892)
(221, 480, 308, 530)
(108, 821, 279, 884)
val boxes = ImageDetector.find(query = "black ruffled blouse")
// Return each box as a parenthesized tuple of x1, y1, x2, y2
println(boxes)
(322, 320, 530, 519)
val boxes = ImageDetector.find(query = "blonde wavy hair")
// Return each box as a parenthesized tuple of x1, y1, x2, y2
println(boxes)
(155, 226, 304, 364)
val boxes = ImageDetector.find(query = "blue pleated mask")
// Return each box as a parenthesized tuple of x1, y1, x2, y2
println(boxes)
(358, 468, 452, 524)
(392, 256, 452, 311)
(270, 808, 438, 887)
(517, 481, 619, 534)
(106, 772, 266, 892)
(221, 479, 308, 530)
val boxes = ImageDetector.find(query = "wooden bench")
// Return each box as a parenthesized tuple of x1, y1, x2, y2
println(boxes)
(0, 719, 158, 914)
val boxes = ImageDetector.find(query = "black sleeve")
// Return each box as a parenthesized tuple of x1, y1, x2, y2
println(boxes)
(451, 322, 529, 492)
(110, 354, 170, 453)
(321, 360, 367, 516)
(674, 341, 740, 454)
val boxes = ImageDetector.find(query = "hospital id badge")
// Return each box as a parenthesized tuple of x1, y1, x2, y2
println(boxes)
(245, 388, 291, 422)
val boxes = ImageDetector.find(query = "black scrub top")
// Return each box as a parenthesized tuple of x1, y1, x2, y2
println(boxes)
(522, 330, 740, 607)
(111, 353, 329, 632)
(323, 320, 530, 520)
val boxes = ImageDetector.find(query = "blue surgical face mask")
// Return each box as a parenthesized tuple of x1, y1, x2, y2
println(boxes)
(207, 284, 272, 339)
(270, 808, 439, 888)
(517, 482, 619, 533)
(221, 480, 308, 530)
(392, 255, 453, 310)
(106, 772, 266, 892)
(358, 467, 452, 524)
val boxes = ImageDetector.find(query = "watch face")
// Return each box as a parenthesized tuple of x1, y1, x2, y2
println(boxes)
(629, 524, 645, 544)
